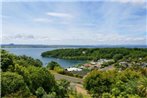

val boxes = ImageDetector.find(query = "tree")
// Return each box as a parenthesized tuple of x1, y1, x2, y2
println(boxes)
(54, 66, 64, 74)
(113, 54, 123, 61)
(35, 87, 46, 98)
(41, 48, 147, 62)
(46, 61, 60, 70)
(102, 93, 114, 98)
(84, 70, 115, 97)
(137, 77, 147, 97)
(1, 49, 72, 98)
(83, 69, 143, 97)
(54, 79, 70, 98)
(1, 72, 30, 97)
(28, 66, 55, 94)
(12, 64, 33, 92)
(1, 50, 14, 71)
(16, 55, 42, 67)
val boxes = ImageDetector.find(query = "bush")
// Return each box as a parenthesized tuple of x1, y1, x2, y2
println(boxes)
(16, 55, 42, 67)
(101, 61, 114, 68)
(62, 71, 74, 77)
(1, 72, 30, 97)
(1, 50, 14, 71)
(84, 70, 115, 96)
(55, 79, 70, 97)
(35, 87, 46, 97)
(46, 61, 60, 70)
(28, 66, 56, 94)
(113, 54, 123, 61)
(43, 92, 56, 98)
(83, 69, 143, 97)
(54, 66, 64, 74)
(11, 64, 32, 91)
(102, 93, 114, 98)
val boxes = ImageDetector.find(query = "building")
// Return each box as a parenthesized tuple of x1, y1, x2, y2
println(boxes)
(83, 64, 92, 68)
(142, 62, 147, 67)
(97, 59, 112, 65)
(66, 67, 82, 71)
(90, 61, 96, 65)
(119, 62, 129, 68)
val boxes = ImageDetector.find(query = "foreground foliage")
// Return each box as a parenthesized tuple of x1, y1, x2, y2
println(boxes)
(47, 61, 64, 74)
(1, 50, 70, 98)
(84, 68, 147, 98)
(1, 72, 30, 97)
(1, 49, 147, 98)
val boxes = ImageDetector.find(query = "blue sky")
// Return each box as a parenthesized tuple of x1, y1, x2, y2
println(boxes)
(1, 0, 147, 45)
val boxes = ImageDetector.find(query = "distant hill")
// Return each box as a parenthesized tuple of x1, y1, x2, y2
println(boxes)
(1, 44, 147, 48)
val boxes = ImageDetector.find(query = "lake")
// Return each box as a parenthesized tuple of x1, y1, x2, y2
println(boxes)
(3, 48, 85, 68)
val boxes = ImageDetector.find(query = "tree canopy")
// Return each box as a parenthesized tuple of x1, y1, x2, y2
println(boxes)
(84, 68, 147, 97)
(1, 50, 70, 98)
(41, 48, 147, 61)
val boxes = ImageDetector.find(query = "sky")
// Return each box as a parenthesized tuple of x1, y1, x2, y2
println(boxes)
(1, 0, 147, 45)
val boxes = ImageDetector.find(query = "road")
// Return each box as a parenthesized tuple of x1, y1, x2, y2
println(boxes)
(51, 71, 91, 97)
(52, 72, 83, 84)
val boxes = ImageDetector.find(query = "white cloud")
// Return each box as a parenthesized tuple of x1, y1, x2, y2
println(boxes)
(46, 12, 73, 18)
(2, 32, 146, 45)
(2, 34, 35, 40)
(2, 1, 146, 45)
(94, 33, 146, 44)
(38, 32, 146, 45)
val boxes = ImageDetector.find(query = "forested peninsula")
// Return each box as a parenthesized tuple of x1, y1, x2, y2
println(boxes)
(41, 48, 147, 61)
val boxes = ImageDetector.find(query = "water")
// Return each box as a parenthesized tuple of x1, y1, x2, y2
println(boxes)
(3, 48, 85, 68)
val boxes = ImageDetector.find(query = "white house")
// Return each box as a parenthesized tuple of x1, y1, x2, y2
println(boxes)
(119, 62, 129, 68)
(97, 59, 112, 65)
(66, 67, 82, 71)
(90, 61, 96, 65)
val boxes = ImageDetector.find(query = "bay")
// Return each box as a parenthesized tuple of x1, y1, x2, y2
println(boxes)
(3, 48, 85, 68)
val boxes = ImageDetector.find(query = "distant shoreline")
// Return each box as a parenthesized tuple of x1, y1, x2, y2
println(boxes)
(1, 44, 147, 48)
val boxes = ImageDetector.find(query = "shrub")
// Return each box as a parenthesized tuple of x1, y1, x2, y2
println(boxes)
(1, 72, 30, 97)
(46, 61, 60, 70)
(54, 66, 64, 74)
(113, 54, 123, 61)
(28, 66, 55, 94)
(83, 68, 143, 97)
(35, 87, 46, 97)
(1, 50, 14, 71)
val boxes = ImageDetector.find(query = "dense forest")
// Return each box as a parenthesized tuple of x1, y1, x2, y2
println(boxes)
(84, 67, 147, 97)
(1, 50, 75, 98)
(41, 48, 147, 61)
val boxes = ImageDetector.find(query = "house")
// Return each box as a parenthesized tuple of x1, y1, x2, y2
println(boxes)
(66, 67, 82, 71)
(119, 62, 129, 68)
(141, 62, 147, 67)
(97, 59, 112, 65)
(95, 64, 101, 68)
(83, 64, 92, 68)
(90, 61, 96, 65)
(89, 65, 98, 70)
(79, 66, 85, 69)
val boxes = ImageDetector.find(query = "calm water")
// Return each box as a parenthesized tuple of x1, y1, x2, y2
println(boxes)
(3, 48, 85, 68)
